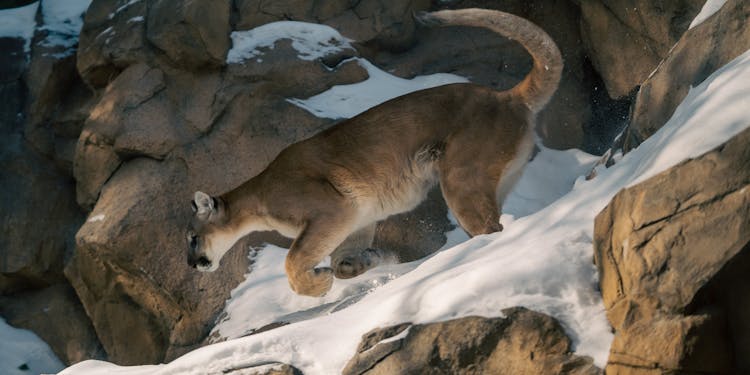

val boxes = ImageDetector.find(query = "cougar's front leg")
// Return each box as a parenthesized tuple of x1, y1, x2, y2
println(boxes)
(285, 220, 353, 297)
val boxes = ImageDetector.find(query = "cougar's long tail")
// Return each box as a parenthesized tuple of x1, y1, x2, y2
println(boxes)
(416, 9, 562, 114)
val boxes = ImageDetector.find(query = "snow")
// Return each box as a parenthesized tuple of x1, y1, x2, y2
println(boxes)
(39, 0, 92, 52)
(0, 1, 39, 52)
(57, 25, 750, 375)
(87, 214, 105, 222)
(0, 317, 64, 375)
(689, 0, 728, 29)
(288, 58, 469, 119)
(108, 0, 141, 19)
(227, 21, 354, 64)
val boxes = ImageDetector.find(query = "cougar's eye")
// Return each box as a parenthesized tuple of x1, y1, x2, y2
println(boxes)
(188, 233, 198, 249)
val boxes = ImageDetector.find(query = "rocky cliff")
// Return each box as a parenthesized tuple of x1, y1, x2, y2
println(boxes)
(1, 0, 747, 372)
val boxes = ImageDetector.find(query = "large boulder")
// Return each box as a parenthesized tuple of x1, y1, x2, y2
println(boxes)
(343, 307, 600, 375)
(146, 0, 230, 70)
(625, 0, 750, 149)
(593, 126, 750, 373)
(76, 0, 150, 88)
(578, 0, 704, 99)
(67, 157, 255, 365)
(0, 142, 83, 293)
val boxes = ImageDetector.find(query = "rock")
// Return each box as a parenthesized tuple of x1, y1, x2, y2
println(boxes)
(0, 140, 83, 294)
(0, 283, 106, 365)
(625, 0, 750, 150)
(593, 126, 750, 373)
(221, 362, 303, 375)
(67, 158, 254, 365)
(0, 36, 27, 139)
(343, 307, 600, 375)
(236, 0, 430, 51)
(77, 0, 150, 88)
(146, 0, 230, 70)
(579, 0, 704, 98)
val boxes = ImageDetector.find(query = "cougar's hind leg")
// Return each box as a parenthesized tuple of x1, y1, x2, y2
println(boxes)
(331, 223, 389, 279)
(438, 138, 506, 236)
(285, 217, 354, 297)
(440, 168, 503, 236)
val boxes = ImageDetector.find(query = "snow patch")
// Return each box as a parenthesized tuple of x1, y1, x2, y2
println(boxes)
(227, 21, 353, 64)
(288, 58, 469, 119)
(0, 317, 64, 375)
(0, 2, 39, 52)
(108, 0, 141, 19)
(87, 214, 105, 223)
(38, 0, 91, 51)
(689, 0, 728, 29)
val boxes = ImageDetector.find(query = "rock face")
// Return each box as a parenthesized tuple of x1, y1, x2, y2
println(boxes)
(626, 0, 750, 149)
(6, 0, 723, 368)
(343, 307, 601, 375)
(593, 126, 750, 373)
(578, 0, 704, 99)
(0, 3, 103, 365)
(0, 284, 105, 364)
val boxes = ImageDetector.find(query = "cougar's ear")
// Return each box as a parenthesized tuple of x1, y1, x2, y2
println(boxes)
(193, 191, 216, 217)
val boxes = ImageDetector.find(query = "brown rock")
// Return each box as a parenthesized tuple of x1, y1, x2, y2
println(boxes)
(235, 0, 430, 51)
(579, 0, 704, 98)
(593, 126, 750, 373)
(221, 362, 303, 375)
(0, 284, 106, 365)
(77, 0, 150, 88)
(147, 0, 230, 70)
(0, 141, 83, 294)
(67, 158, 253, 365)
(625, 0, 750, 149)
(343, 307, 600, 375)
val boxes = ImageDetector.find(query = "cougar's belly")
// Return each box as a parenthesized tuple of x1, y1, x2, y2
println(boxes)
(355, 158, 439, 227)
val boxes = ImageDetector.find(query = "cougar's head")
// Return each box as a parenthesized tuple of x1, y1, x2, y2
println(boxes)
(186, 191, 231, 272)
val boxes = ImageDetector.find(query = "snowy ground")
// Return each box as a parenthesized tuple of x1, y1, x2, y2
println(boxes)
(58, 17, 750, 375)
(0, 317, 63, 375)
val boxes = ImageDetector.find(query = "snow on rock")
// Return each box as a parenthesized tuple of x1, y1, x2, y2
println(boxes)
(108, 0, 141, 19)
(288, 58, 469, 119)
(227, 21, 354, 64)
(60, 45, 750, 375)
(38, 0, 92, 51)
(688, 0, 728, 29)
(0, 317, 64, 375)
(0, 1, 39, 52)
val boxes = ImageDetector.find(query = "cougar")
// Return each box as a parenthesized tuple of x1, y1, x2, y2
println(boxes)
(187, 9, 562, 296)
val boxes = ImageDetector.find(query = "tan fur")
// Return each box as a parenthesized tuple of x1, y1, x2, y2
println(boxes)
(186, 9, 563, 296)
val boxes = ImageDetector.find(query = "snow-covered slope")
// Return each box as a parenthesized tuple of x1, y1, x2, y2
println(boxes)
(59, 18, 750, 374)
(0, 317, 64, 375)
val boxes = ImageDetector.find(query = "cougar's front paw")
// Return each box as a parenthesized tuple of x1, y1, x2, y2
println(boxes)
(289, 267, 334, 297)
(334, 248, 383, 279)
